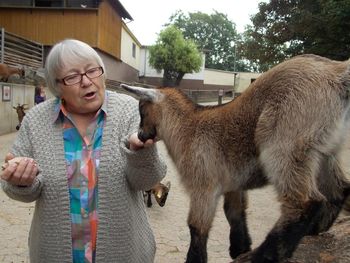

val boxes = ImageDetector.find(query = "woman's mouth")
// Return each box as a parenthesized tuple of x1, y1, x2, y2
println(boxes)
(84, 92, 96, 99)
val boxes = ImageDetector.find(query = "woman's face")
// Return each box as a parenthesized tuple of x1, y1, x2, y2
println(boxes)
(57, 62, 105, 116)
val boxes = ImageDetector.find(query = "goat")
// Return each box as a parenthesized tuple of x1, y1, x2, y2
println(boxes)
(144, 181, 171, 207)
(120, 54, 350, 263)
(13, 104, 28, 130)
(0, 63, 25, 82)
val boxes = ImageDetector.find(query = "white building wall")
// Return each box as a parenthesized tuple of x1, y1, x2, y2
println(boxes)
(235, 72, 261, 93)
(122, 27, 261, 93)
(121, 25, 141, 70)
(204, 69, 235, 86)
(139, 48, 160, 77)
(140, 46, 205, 80)
(139, 48, 147, 77)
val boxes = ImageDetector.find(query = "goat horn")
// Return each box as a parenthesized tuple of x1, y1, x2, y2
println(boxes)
(120, 84, 158, 100)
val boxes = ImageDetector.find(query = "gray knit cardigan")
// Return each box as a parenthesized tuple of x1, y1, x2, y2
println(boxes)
(1, 91, 167, 263)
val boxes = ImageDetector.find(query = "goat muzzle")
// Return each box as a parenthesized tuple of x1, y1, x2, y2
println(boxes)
(137, 128, 156, 143)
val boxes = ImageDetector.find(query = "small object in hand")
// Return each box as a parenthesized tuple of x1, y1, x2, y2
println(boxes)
(1, 157, 24, 170)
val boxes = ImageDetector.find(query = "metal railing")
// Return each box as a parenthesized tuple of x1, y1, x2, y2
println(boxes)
(0, 28, 43, 70)
(180, 88, 234, 103)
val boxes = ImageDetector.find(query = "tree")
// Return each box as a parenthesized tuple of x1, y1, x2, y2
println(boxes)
(167, 10, 249, 72)
(148, 25, 202, 87)
(240, 0, 350, 71)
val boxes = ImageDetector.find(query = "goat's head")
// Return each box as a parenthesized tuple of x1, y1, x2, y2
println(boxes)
(120, 84, 164, 143)
(13, 104, 28, 116)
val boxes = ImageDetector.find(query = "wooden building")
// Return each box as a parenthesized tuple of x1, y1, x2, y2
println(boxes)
(0, 0, 258, 102)
(0, 0, 139, 83)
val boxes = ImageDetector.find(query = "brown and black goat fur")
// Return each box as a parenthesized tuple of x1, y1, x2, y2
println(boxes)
(121, 54, 350, 263)
(13, 104, 28, 130)
(0, 63, 25, 82)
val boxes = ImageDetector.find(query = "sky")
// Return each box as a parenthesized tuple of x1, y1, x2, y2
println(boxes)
(119, 0, 267, 46)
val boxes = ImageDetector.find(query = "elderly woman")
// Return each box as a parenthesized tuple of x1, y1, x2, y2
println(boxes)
(1, 39, 166, 263)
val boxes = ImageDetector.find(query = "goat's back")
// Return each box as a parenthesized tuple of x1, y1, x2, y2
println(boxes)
(246, 54, 349, 104)
(149, 55, 350, 194)
(244, 54, 349, 144)
(158, 55, 350, 161)
(238, 55, 350, 193)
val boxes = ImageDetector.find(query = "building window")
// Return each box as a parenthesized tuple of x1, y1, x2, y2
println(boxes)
(132, 43, 136, 58)
(66, 0, 98, 8)
(35, 0, 64, 7)
(0, 0, 32, 6)
(0, 0, 99, 8)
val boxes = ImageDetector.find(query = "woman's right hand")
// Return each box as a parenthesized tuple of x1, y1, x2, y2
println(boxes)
(1, 153, 39, 186)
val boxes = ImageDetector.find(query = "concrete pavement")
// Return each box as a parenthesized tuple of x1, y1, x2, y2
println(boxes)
(1, 131, 349, 263)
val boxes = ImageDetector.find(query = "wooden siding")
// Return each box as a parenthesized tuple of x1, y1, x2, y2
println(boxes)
(0, 1, 123, 59)
(0, 8, 99, 46)
(97, 0, 121, 59)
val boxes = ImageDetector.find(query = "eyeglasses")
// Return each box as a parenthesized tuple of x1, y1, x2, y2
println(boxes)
(59, 67, 104, 86)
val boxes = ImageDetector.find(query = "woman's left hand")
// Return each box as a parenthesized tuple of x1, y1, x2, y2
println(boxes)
(128, 132, 156, 151)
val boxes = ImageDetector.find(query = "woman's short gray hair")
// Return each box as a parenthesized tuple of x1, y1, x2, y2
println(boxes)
(45, 39, 106, 97)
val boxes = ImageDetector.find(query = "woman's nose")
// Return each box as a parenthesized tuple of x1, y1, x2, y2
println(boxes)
(81, 74, 92, 86)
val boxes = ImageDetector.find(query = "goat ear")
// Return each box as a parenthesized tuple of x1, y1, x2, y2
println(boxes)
(120, 84, 159, 101)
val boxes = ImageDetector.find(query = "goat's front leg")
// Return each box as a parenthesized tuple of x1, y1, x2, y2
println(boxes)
(186, 190, 220, 263)
(223, 191, 251, 259)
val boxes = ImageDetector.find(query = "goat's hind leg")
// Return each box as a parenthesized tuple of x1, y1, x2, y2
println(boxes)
(186, 191, 220, 263)
(250, 154, 350, 263)
(224, 191, 251, 259)
(309, 156, 350, 235)
(250, 145, 329, 262)
(246, 155, 350, 262)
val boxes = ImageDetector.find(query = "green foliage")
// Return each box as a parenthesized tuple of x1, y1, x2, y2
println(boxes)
(167, 10, 249, 72)
(241, 0, 350, 71)
(148, 25, 202, 87)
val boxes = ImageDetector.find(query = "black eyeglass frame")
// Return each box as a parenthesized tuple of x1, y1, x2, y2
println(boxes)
(58, 66, 104, 86)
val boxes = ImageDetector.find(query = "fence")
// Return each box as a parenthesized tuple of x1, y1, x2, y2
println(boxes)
(181, 89, 234, 103)
(0, 27, 43, 70)
(106, 80, 236, 104)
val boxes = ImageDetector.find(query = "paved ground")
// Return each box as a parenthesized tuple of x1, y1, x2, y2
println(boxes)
(1, 129, 349, 263)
